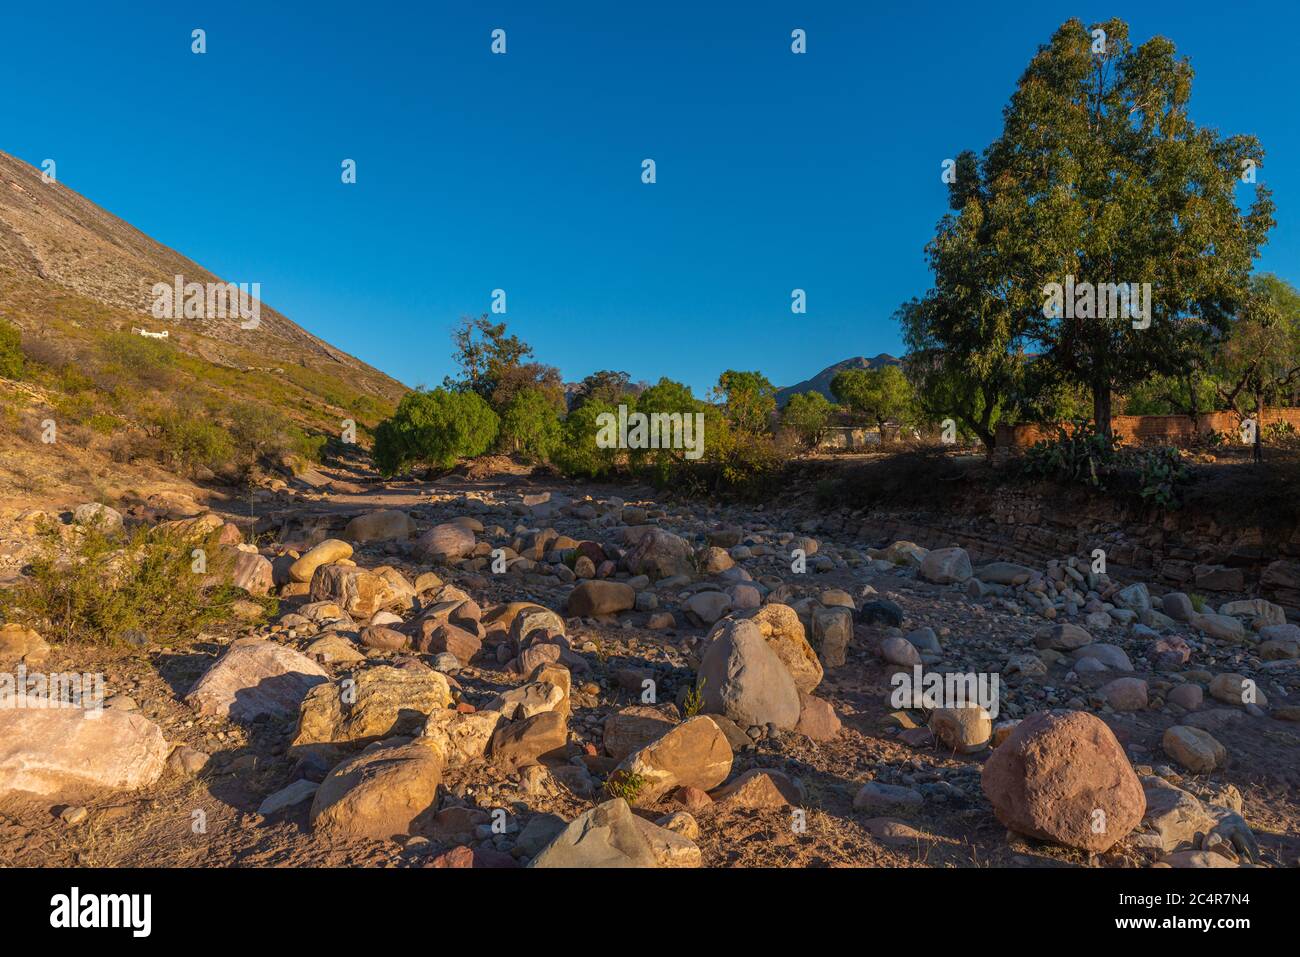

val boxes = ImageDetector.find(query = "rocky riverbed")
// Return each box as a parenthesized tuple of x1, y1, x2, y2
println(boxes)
(0, 467, 1296, 869)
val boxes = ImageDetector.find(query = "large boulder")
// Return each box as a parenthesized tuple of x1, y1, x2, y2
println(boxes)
(231, 551, 274, 597)
(289, 539, 353, 583)
(309, 565, 403, 619)
(919, 547, 972, 584)
(0, 708, 169, 799)
(488, 711, 568, 770)
(421, 709, 503, 768)
(73, 502, 124, 533)
(344, 509, 415, 543)
(567, 581, 635, 617)
(602, 706, 678, 761)
(417, 523, 476, 563)
(697, 619, 800, 730)
(293, 666, 454, 747)
(0, 623, 50, 667)
(981, 710, 1145, 852)
(185, 637, 328, 723)
(309, 737, 444, 839)
(612, 715, 733, 803)
(624, 527, 695, 581)
(1162, 725, 1227, 773)
(527, 798, 658, 868)
(722, 603, 823, 694)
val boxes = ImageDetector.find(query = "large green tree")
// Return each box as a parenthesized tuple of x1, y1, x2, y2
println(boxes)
(711, 370, 776, 434)
(373, 388, 499, 475)
(445, 315, 562, 411)
(903, 18, 1275, 440)
(781, 391, 834, 447)
(830, 366, 913, 433)
(498, 386, 563, 461)
(1210, 273, 1300, 460)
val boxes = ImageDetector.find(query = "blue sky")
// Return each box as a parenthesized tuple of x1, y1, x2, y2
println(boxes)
(2, 1, 1295, 394)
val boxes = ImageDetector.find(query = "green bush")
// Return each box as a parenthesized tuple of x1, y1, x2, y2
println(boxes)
(781, 391, 834, 447)
(498, 386, 563, 461)
(101, 331, 176, 388)
(372, 388, 499, 475)
(152, 409, 235, 473)
(1130, 446, 1190, 508)
(0, 320, 25, 379)
(551, 400, 621, 479)
(0, 517, 242, 646)
(1023, 420, 1119, 488)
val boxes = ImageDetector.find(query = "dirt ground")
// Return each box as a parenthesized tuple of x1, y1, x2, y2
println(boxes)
(0, 455, 1296, 869)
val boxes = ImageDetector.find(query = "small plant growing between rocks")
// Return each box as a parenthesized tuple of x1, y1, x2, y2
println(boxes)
(683, 677, 706, 718)
(603, 769, 647, 803)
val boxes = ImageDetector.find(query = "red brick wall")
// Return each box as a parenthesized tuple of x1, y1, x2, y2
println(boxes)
(996, 408, 1300, 449)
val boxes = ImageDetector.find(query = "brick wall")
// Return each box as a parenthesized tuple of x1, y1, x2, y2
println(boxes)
(996, 408, 1300, 449)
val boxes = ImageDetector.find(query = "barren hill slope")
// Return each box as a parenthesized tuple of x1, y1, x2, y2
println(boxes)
(0, 149, 403, 399)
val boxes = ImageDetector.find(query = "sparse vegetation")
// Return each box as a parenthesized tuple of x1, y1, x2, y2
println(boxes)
(683, 678, 705, 718)
(0, 516, 244, 646)
(603, 769, 647, 803)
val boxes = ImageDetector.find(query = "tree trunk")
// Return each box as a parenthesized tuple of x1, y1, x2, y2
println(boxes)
(1254, 386, 1264, 464)
(1093, 384, 1112, 442)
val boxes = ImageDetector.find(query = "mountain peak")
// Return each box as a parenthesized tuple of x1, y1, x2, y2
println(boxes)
(775, 354, 902, 406)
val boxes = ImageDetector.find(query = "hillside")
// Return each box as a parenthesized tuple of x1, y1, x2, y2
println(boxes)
(775, 354, 903, 407)
(0, 150, 407, 512)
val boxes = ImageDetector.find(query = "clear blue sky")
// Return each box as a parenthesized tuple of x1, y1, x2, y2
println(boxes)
(3, 1, 1295, 394)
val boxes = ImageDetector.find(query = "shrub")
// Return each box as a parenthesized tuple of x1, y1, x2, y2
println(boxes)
(372, 388, 499, 475)
(551, 400, 621, 479)
(1022, 420, 1119, 488)
(1130, 446, 1190, 508)
(0, 320, 25, 379)
(101, 331, 175, 388)
(224, 401, 325, 467)
(152, 409, 235, 473)
(781, 391, 834, 447)
(497, 386, 563, 461)
(0, 517, 242, 646)
(603, 769, 647, 803)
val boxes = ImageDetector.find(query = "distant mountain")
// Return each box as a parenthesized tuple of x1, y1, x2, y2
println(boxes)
(775, 354, 903, 407)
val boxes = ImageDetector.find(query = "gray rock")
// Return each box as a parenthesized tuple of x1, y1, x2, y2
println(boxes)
(919, 547, 972, 585)
(184, 637, 328, 723)
(698, 619, 800, 730)
(527, 799, 658, 868)
(258, 779, 320, 815)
